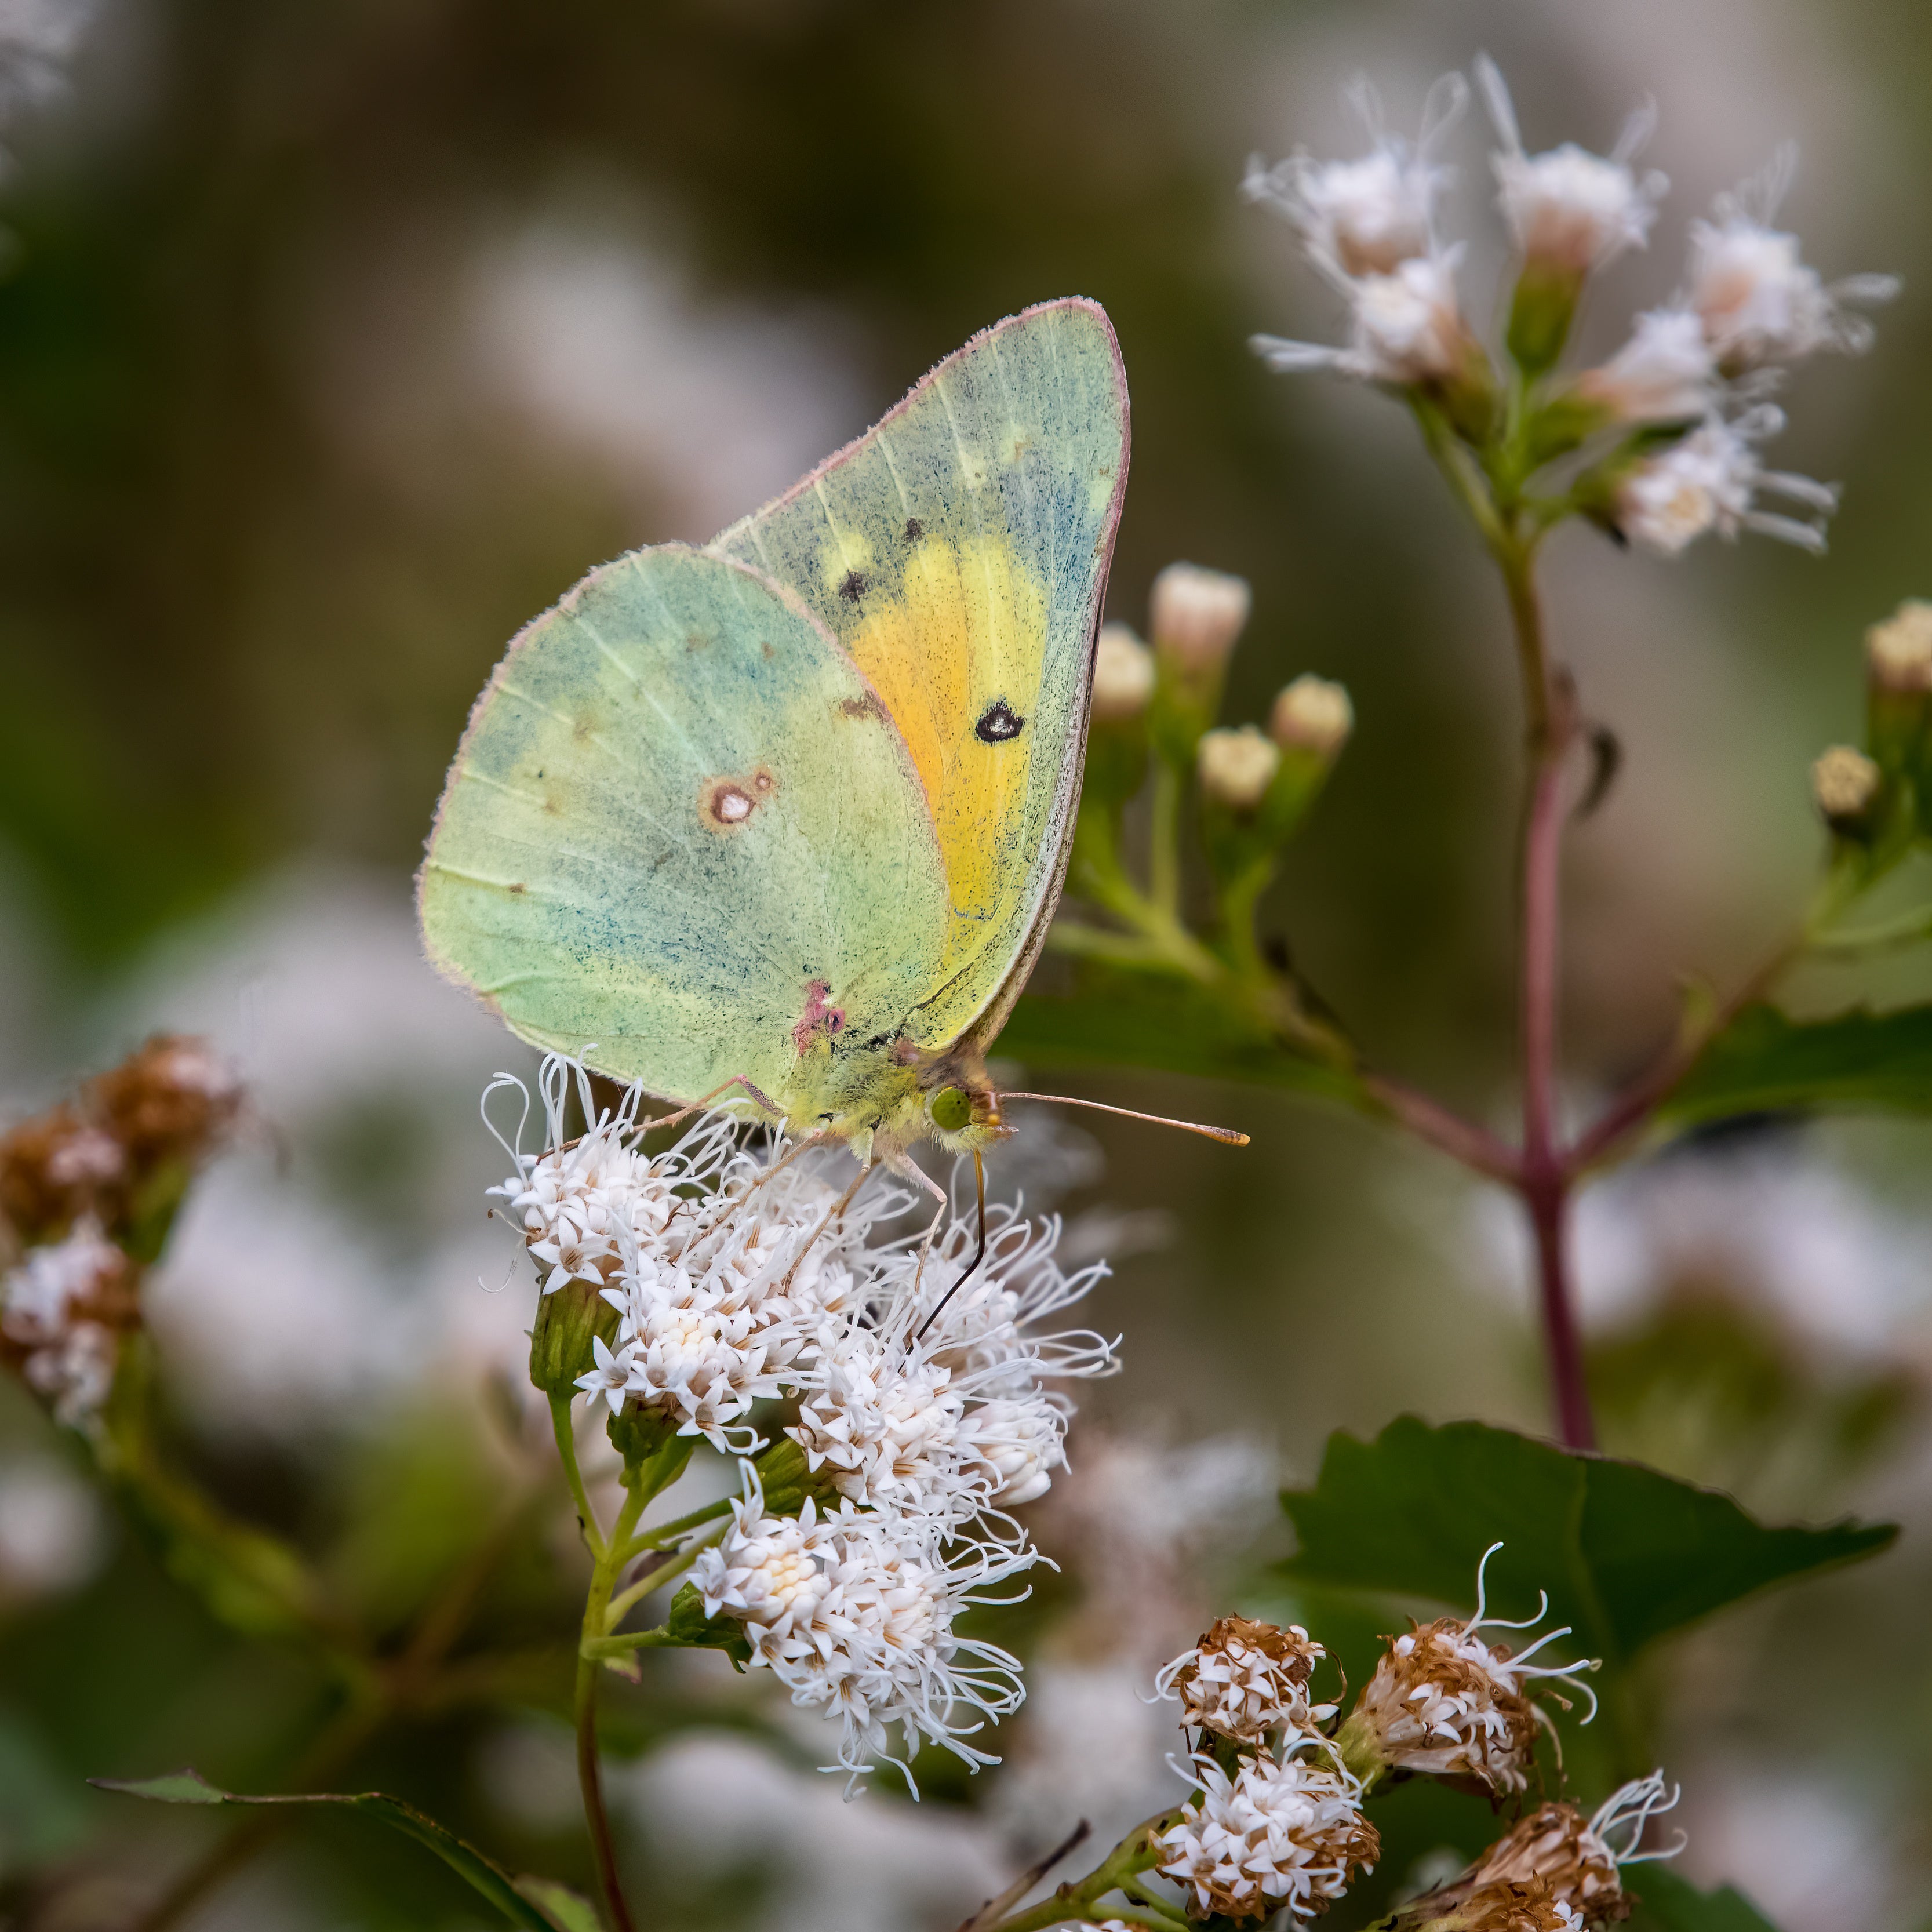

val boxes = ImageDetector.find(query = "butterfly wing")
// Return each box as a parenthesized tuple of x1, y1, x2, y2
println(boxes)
(710, 297, 1130, 1053)
(419, 544, 949, 1103)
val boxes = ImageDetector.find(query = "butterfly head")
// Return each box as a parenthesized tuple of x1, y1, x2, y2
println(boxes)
(916, 1050, 1010, 1155)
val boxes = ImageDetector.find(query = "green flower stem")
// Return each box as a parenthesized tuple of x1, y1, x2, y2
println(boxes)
(986, 1814, 1182, 1932)
(1149, 761, 1184, 916)
(627, 1493, 734, 1554)
(550, 1392, 605, 1561)
(1806, 901, 1932, 952)
(601, 1522, 726, 1629)
(574, 1469, 650, 1932)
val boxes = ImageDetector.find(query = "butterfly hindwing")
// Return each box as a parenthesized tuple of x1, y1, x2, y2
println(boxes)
(419, 545, 949, 1103)
(710, 297, 1130, 1053)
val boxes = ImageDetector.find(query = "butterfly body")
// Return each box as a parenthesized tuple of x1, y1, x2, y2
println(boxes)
(419, 299, 1130, 1165)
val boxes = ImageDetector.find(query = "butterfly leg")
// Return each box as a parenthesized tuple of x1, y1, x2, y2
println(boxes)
(774, 1158, 875, 1294)
(885, 1154, 952, 1299)
(645, 1074, 784, 1133)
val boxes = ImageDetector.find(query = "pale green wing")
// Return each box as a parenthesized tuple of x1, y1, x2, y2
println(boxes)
(418, 544, 949, 1103)
(710, 296, 1129, 1054)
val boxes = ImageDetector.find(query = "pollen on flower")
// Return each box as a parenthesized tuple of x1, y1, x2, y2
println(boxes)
(1155, 1614, 1331, 1744)
(1158, 1747, 1379, 1923)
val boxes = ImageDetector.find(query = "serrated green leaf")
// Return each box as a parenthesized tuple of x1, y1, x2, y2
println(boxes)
(1662, 1002, 1932, 1126)
(90, 1771, 559, 1927)
(1623, 1863, 1781, 1932)
(1004, 966, 1365, 1105)
(1278, 1417, 1894, 1671)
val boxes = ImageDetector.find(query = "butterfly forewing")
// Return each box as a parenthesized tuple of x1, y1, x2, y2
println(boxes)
(710, 297, 1130, 1053)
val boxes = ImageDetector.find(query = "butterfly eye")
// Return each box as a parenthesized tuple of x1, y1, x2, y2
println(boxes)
(929, 1086, 973, 1133)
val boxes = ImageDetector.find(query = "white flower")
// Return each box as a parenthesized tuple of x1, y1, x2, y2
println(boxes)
(1614, 407, 1839, 555)
(22, 1323, 117, 1427)
(1157, 1747, 1378, 1923)
(1243, 72, 1466, 278)
(1339, 1543, 1599, 1795)
(1475, 55, 1668, 275)
(1687, 145, 1898, 370)
(1154, 1615, 1331, 1744)
(1254, 250, 1475, 390)
(694, 1480, 1037, 1793)
(1, 1220, 123, 1347)
(1576, 308, 1715, 424)
(956, 1395, 1065, 1508)
(1459, 1773, 1683, 1920)
(790, 1322, 965, 1513)
(573, 1331, 635, 1416)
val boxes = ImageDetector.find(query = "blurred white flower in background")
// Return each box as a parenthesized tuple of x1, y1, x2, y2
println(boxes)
(624, 1729, 1003, 1932)
(0, 1454, 104, 1602)
(470, 206, 865, 537)
(74, 867, 534, 1440)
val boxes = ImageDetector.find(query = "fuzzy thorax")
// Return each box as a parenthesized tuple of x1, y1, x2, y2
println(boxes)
(772, 1034, 1010, 1166)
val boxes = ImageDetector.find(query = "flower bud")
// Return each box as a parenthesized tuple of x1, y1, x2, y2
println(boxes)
(1271, 675, 1354, 758)
(1157, 1614, 1331, 1744)
(1864, 601, 1932, 800)
(1198, 726, 1280, 813)
(1810, 744, 1882, 838)
(1080, 623, 1154, 819)
(527, 1272, 623, 1400)
(1092, 621, 1156, 722)
(1151, 564, 1251, 676)
(1866, 599, 1932, 694)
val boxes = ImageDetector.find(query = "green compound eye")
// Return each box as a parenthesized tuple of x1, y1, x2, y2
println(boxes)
(929, 1086, 973, 1133)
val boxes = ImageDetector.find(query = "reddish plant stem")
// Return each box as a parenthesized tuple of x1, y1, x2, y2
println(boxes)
(576, 1649, 635, 1932)
(1504, 552, 1596, 1451)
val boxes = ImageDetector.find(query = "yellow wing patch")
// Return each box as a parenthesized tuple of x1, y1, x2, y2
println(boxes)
(845, 534, 1049, 980)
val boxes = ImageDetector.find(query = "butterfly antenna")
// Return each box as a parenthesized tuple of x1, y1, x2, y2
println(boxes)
(915, 1151, 987, 1344)
(995, 1092, 1249, 1146)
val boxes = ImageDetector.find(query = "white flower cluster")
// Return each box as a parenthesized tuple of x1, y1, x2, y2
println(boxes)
(1247, 61, 1895, 558)
(491, 1055, 1118, 1789)
(1158, 1745, 1378, 1924)
(0, 1220, 124, 1426)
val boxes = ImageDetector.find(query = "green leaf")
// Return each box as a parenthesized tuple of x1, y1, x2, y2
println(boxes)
(1278, 1416, 1894, 1670)
(1662, 1002, 1932, 1126)
(1004, 965, 1365, 1106)
(665, 1580, 753, 1664)
(515, 1877, 607, 1932)
(1623, 1863, 1781, 1932)
(90, 1770, 564, 1929)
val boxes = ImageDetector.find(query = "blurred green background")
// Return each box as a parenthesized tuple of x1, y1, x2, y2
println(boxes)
(1, 1, 1928, 1927)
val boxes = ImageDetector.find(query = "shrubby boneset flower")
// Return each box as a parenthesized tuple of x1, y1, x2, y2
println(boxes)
(1158, 1743, 1378, 1923)
(1155, 1614, 1333, 1744)
(1337, 1543, 1599, 1795)
(490, 1053, 1118, 1788)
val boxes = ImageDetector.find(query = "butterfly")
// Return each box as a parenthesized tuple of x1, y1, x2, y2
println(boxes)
(419, 297, 1240, 1232)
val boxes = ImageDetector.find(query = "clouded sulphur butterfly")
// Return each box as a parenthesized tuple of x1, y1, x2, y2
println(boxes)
(419, 297, 1132, 1170)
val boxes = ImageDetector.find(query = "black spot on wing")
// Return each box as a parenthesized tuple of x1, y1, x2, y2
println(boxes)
(904, 518, 923, 541)
(974, 700, 1025, 744)
(838, 570, 868, 603)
